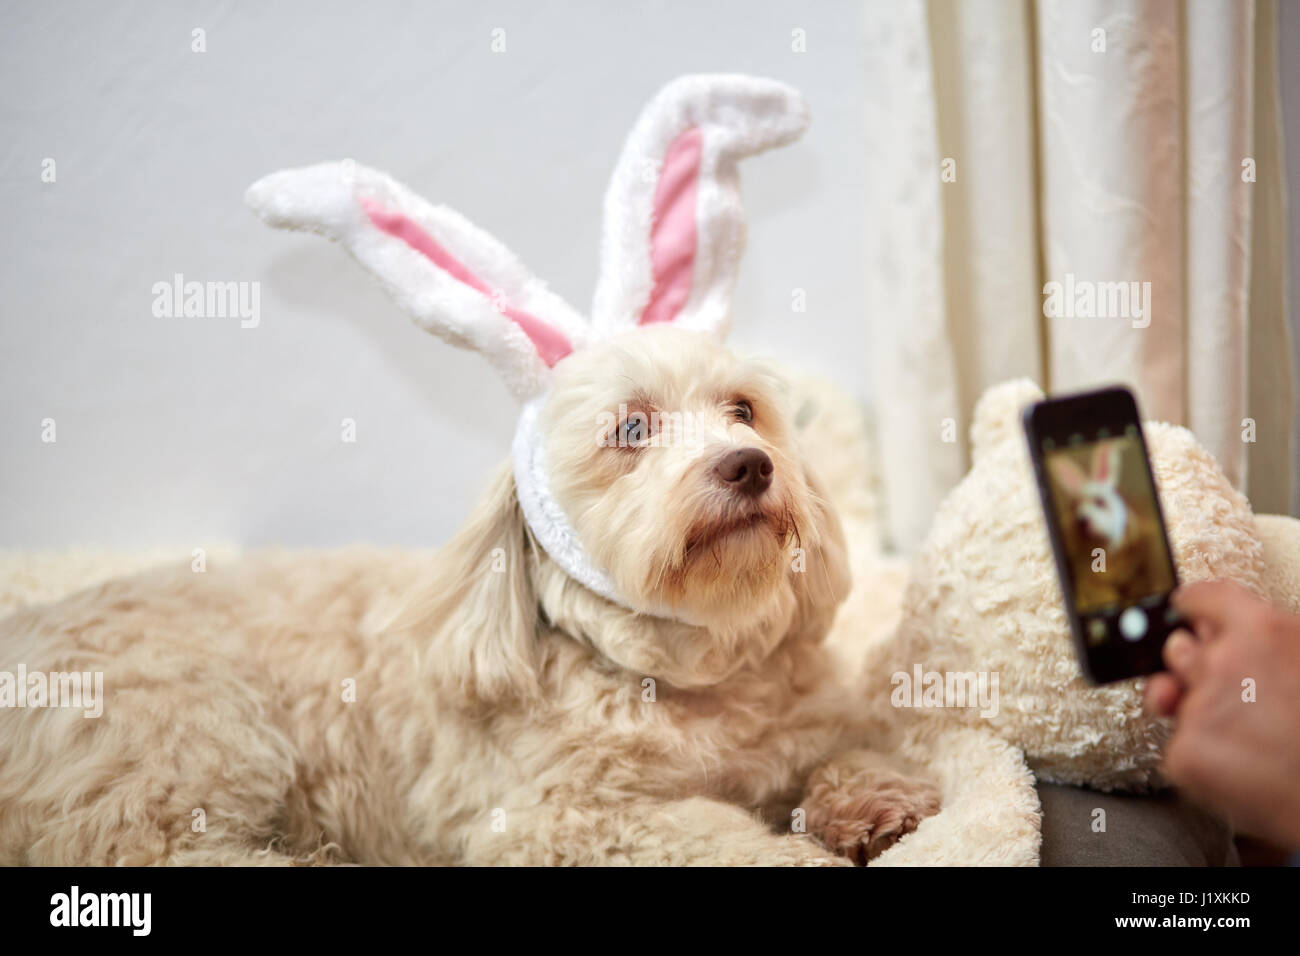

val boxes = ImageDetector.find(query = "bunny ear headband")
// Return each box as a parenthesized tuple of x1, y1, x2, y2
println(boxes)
(246, 74, 809, 618)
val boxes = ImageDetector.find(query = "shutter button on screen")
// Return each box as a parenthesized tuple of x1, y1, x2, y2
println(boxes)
(1119, 606, 1148, 642)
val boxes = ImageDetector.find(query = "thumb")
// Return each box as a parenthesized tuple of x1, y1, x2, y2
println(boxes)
(1162, 629, 1204, 684)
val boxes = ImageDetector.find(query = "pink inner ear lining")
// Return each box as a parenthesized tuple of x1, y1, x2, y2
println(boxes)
(640, 126, 703, 326)
(359, 197, 573, 367)
(1095, 443, 1115, 481)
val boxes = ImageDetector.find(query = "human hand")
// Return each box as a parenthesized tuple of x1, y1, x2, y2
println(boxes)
(1143, 580, 1300, 848)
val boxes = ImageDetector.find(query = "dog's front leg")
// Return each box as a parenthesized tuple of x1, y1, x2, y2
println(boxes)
(799, 749, 942, 865)
(459, 796, 850, 866)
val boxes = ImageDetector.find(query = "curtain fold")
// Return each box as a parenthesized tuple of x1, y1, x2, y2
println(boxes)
(931, 0, 1043, 450)
(865, 0, 1292, 551)
(1038, 0, 1186, 429)
(863, 0, 965, 551)
(1184, 0, 1254, 492)
(1244, 0, 1293, 516)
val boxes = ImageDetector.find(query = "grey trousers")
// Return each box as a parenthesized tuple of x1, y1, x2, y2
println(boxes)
(1037, 783, 1238, 866)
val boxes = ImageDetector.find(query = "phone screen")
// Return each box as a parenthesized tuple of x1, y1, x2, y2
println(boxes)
(1043, 428, 1176, 620)
(1025, 387, 1182, 683)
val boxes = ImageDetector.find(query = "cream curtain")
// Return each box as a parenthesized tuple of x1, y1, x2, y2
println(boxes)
(863, 0, 1292, 552)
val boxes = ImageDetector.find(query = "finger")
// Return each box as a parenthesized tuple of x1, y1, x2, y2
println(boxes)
(1162, 630, 1205, 684)
(1143, 672, 1183, 717)
(1172, 580, 1257, 636)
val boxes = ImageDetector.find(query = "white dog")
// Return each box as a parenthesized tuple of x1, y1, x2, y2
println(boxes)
(0, 76, 940, 865)
(0, 327, 939, 866)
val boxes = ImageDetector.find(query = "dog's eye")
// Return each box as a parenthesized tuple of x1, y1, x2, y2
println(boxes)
(733, 400, 754, 424)
(617, 413, 653, 448)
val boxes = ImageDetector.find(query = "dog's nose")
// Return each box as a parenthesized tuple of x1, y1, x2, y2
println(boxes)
(714, 447, 774, 497)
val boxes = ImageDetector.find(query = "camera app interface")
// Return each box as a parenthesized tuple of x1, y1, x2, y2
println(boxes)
(1043, 428, 1175, 633)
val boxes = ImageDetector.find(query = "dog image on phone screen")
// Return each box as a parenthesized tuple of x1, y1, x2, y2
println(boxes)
(1047, 437, 1171, 612)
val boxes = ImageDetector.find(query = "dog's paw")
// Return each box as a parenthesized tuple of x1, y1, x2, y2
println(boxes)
(801, 752, 942, 865)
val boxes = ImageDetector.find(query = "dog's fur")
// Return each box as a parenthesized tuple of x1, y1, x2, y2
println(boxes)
(0, 327, 939, 865)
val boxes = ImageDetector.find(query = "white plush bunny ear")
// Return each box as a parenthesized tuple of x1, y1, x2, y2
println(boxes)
(245, 160, 589, 400)
(590, 74, 809, 339)
(1049, 455, 1088, 497)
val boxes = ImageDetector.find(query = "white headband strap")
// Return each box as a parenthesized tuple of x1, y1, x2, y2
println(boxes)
(512, 398, 699, 623)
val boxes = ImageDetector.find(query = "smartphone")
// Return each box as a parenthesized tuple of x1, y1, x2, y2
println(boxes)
(1023, 386, 1183, 684)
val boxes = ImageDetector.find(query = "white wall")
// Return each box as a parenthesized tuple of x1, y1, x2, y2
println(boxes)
(0, 0, 873, 549)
